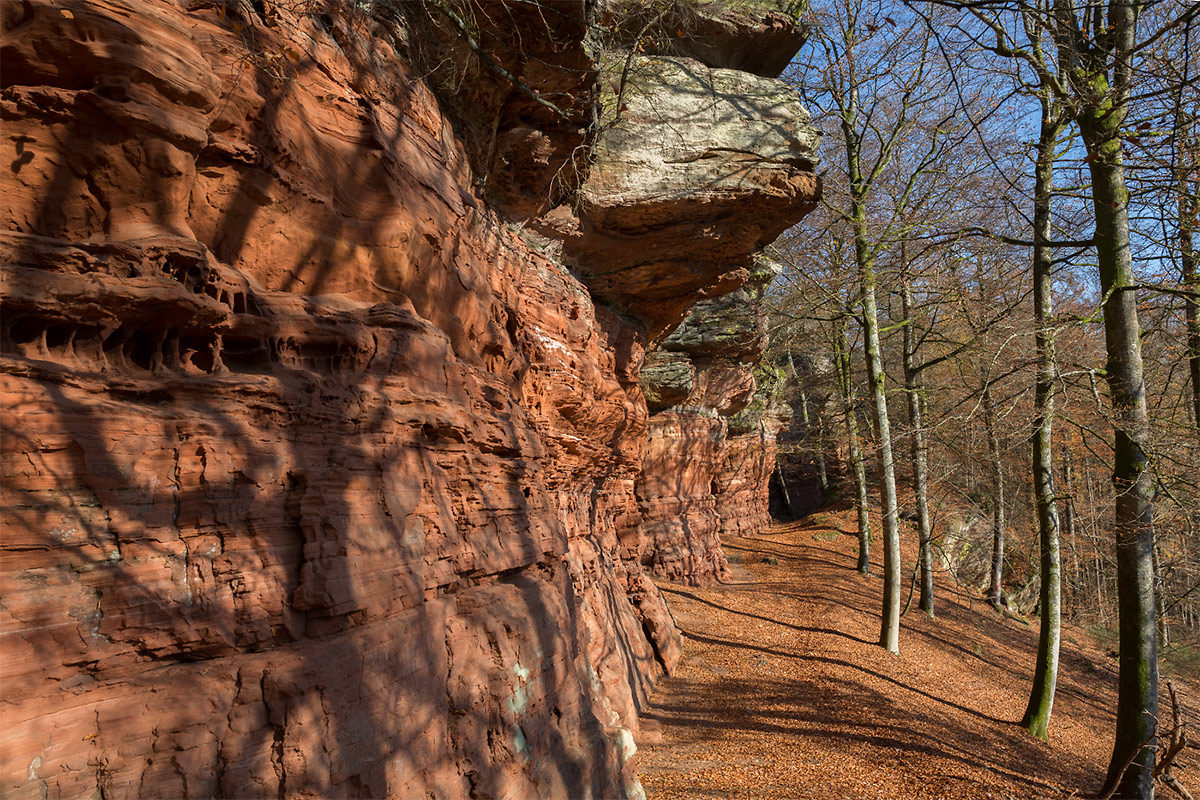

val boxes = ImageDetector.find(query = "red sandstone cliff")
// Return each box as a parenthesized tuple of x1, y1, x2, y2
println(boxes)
(0, 1, 817, 796)
(638, 259, 795, 585)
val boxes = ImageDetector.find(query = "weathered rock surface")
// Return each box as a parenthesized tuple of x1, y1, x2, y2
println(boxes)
(1, 0, 816, 796)
(719, 364, 794, 538)
(582, 59, 818, 229)
(638, 260, 790, 584)
(540, 55, 819, 338)
(641, 350, 694, 414)
(639, 411, 730, 584)
(599, 0, 808, 78)
(385, 0, 596, 223)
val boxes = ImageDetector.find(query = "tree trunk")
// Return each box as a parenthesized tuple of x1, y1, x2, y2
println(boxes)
(1021, 109, 1064, 741)
(900, 278, 935, 618)
(1063, 452, 1079, 616)
(1062, 451, 1077, 542)
(1153, 543, 1167, 647)
(800, 390, 829, 497)
(775, 462, 796, 519)
(835, 316, 873, 574)
(844, 77, 899, 653)
(816, 426, 829, 494)
(859, 250, 901, 653)
(1079, 55, 1159, 799)
(983, 386, 1005, 609)
(1178, 105, 1200, 435)
(1183, 175, 1200, 434)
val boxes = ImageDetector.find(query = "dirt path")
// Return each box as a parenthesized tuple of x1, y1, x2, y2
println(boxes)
(635, 516, 1188, 800)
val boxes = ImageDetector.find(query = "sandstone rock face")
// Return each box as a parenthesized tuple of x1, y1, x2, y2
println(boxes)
(718, 365, 795, 538)
(386, 0, 596, 223)
(582, 59, 818, 228)
(600, 0, 808, 78)
(543, 55, 819, 338)
(638, 411, 729, 584)
(1, 1, 816, 796)
(641, 350, 694, 414)
(638, 261, 790, 584)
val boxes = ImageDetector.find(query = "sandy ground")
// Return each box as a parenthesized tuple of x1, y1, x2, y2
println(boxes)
(636, 514, 1197, 800)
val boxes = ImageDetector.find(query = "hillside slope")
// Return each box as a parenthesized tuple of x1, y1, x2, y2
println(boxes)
(637, 512, 1197, 799)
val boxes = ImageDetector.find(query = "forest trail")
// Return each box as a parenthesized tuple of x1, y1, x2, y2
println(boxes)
(636, 512, 1194, 800)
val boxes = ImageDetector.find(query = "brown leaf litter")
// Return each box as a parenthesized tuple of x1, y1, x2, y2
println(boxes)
(636, 515, 1197, 800)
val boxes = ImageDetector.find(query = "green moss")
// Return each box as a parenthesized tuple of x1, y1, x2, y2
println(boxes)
(727, 360, 790, 434)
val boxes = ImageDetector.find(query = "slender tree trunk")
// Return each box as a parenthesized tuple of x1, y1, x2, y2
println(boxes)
(1063, 452, 1079, 616)
(835, 315, 872, 574)
(1085, 466, 1107, 622)
(983, 386, 1006, 609)
(800, 390, 829, 496)
(848, 409, 872, 573)
(1062, 451, 1078, 542)
(1183, 178, 1199, 434)
(1153, 543, 1167, 647)
(816, 423, 829, 494)
(856, 237, 901, 653)
(1022, 110, 1064, 741)
(1079, 61, 1159, 799)
(900, 278, 935, 618)
(1069, 538, 1080, 620)
(844, 78, 899, 653)
(775, 462, 795, 519)
(1175, 105, 1200, 435)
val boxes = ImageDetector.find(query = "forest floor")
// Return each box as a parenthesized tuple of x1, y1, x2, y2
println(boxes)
(636, 510, 1198, 800)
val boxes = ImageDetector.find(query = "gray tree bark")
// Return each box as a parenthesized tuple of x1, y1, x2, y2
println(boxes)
(1181, 118, 1200, 433)
(983, 386, 1006, 610)
(900, 277, 935, 618)
(1074, 7, 1160, 792)
(862, 268, 901, 653)
(1021, 107, 1064, 741)
(835, 315, 873, 574)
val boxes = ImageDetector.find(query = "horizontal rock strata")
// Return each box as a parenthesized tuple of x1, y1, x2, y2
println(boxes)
(718, 364, 795, 539)
(638, 261, 792, 585)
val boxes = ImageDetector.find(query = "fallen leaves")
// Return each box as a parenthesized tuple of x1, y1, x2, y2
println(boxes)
(636, 513, 1193, 800)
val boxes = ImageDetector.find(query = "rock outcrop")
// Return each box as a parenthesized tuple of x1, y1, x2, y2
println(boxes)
(599, 0, 809, 79)
(637, 259, 791, 584)
(549, 53, 819, 338)
(0, 1, 817, 797)
(718, 363, 794, 538)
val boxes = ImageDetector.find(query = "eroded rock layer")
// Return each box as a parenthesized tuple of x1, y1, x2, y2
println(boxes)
(638, 261, 791, 584)
(718, 365, 794, 539)
(1, 0, 816, 796)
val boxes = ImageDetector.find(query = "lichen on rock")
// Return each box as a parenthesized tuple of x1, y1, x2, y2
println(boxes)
(584, 55, 819, 229)
(559, 54, 818, 336)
